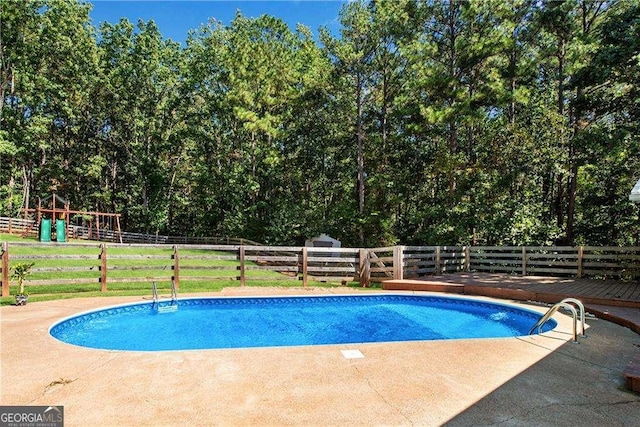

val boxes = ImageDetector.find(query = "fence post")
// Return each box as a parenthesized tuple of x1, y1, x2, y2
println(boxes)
(239, 246, 246, 286)
(577, 246, 584, 278)
(522, 246, 527, 276)
(435, 246, 442, 275)
(8, 218, 12, 234)
(302, 246, 308, 287)
(100, 244, 107, 292)
(1, 242, 9, 297)
(359, 248, 370, 287)
(172, 245, 180, 289)
(464, 246, 471, 272)
(393, 246, 404, 280)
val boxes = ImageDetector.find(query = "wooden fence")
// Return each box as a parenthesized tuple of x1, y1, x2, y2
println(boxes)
(463, 246, 640, 278)
(66, 225, 259, 245)
(0, 217, 35, 234)
(1, 242, 639, 297)
(0, 216, 259, 245)
(0, 243, 396, 297)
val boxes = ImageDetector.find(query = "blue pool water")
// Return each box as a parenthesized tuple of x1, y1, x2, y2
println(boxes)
(49, 295, 556, 351)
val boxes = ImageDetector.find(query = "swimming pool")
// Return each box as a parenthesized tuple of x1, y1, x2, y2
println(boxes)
(49, 294, 556, 351)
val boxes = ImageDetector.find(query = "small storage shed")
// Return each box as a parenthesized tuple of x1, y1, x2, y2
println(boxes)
(305, 234, 341, 249)
(630, 177, 640, 202)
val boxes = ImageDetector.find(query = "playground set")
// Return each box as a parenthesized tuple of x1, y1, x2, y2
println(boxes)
(22, 194, 123, 243)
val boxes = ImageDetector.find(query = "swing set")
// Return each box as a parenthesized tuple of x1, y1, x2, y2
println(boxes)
(22, 193, 123, 243)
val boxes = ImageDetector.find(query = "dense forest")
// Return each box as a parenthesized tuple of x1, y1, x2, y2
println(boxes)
(1, 0, 639, 247)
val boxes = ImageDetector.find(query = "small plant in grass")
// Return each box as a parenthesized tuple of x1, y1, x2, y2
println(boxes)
(12, 262, 35, 305)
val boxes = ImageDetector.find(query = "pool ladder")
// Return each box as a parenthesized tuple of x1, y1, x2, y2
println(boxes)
(529, 298, 586, 343)
(152, 280, 178, 312)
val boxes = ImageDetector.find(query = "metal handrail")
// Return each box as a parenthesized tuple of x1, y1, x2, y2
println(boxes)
(152, 281, 159, 305)
(560, 298, 586, 337)
(529, 302, 579, 343)
(170, 280, 177, 304)
(152, 280, 178, 312)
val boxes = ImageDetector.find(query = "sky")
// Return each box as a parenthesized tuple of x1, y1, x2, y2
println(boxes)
(88, 0, 348, 44)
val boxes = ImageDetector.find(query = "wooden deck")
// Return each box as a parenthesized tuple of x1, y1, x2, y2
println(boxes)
(383, 273, 640, 309)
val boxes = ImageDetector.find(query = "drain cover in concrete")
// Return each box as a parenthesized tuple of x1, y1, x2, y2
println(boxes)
(341, 349, 364, 359)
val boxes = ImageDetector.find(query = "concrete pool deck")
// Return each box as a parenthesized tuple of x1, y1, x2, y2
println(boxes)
(1, 287, 639, 426)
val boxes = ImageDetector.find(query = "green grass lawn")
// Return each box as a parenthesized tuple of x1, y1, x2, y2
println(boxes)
(0, 233, 30, 242)
(0, 233, 366, 305)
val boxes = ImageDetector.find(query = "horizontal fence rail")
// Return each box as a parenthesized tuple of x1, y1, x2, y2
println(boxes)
(1, 240, 639, 297)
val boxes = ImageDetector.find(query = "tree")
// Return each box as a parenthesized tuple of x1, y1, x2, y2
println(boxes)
(570, 1, 640, 245)
(319, 0, 422, 245)
(94, 18, 184, 233)
(535, 0, 608, 243)
(184, 13, 332, 242)
(0, 0, 99, 217)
